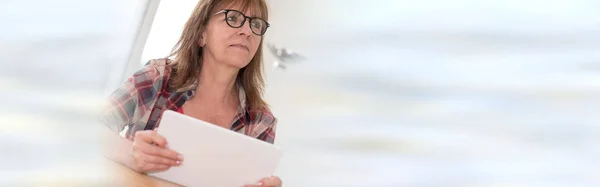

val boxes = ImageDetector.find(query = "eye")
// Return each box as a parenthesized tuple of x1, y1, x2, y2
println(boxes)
(225, 11, 244, 24)
(226, 15, 238, 22)
(250, 20, 263, 29)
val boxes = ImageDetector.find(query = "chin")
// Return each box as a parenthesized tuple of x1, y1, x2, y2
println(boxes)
(219, 52, 252, 69)
(225, 59, 251, 69)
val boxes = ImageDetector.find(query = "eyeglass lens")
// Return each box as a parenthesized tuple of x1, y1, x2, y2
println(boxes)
(224, 10, 268, 35)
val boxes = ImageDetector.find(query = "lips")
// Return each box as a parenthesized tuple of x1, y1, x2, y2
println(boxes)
(230, 44, 249, 51)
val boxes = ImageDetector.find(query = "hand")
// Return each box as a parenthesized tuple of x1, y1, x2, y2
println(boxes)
(130, 129, 183, 173)
(243, 176, 282, 187)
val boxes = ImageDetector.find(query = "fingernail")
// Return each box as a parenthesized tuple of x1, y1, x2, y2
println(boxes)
(165, 143, 169, 149)
(175, 160, 181, 165)
(257, 182, 263, 186)
(178, 155, 184, 160)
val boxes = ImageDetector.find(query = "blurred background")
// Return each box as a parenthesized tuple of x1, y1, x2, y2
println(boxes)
(1, 0, 599, 186)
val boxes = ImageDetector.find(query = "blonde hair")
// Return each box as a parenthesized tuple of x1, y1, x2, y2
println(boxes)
(167, 0, 269, 110)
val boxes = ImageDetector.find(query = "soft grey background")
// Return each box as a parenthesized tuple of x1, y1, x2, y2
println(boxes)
(1, 0, 600, 186)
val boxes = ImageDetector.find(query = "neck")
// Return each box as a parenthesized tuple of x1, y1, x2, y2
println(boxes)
(195, 57, 239, 105)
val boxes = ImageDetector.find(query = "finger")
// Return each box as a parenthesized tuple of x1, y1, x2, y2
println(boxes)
(133, 131, 183, 161)
(137, 141, 183, 161)
(143, 163, 170, 172)
(260, 176, 282, 187)
(135, 130, 168, 148)
(243, 184, 263, 187)
(142, 153, 182, 166)
(132, 151, 171, 172)
(244, 176, 281, 187)
(151, 129, 170, 148)
(151, 145, 183, 161)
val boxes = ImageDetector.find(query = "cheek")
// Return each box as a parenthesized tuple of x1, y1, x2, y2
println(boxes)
(249, 37, 262, 52)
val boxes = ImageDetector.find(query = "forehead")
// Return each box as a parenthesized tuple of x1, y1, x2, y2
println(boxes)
(214, 0, 266, 18)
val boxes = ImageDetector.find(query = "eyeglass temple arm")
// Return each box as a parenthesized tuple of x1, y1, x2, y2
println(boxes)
(214, 10, 227, 15)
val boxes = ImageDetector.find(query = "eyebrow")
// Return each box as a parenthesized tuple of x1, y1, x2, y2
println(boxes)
(247, 11, 260, 18)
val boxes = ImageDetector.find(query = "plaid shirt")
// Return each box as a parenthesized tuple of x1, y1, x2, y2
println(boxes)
(100, 58, 277, 144)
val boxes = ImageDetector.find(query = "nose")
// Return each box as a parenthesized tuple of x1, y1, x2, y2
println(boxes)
(237, 19, 253, 36)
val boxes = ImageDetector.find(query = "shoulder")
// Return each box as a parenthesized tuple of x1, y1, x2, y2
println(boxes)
(133, 58, 172, 83)
(118, 58, 173, 105)
(247, 107, 278, 143)
(249, 107, 277, 126)
(128, 58, 174, 90)
(101, 58, 173, 131)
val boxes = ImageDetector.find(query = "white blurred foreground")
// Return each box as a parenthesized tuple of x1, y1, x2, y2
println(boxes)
(1, 0, 599, 186)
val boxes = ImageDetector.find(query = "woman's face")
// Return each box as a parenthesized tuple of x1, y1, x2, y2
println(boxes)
(202, 7, 268, 69)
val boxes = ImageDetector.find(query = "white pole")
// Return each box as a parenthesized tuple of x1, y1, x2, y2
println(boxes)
(104, 0, 161, 96)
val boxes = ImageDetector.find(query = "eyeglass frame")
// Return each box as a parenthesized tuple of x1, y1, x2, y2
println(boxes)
(213, 9, 270, 36)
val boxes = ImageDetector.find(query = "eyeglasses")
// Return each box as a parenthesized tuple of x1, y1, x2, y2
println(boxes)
(214, 9, 270, 36)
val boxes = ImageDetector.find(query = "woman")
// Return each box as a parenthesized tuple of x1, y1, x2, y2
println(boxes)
(100, 0, 281, 186)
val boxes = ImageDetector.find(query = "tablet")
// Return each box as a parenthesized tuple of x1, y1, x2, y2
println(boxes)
(148, 110, 282, 187)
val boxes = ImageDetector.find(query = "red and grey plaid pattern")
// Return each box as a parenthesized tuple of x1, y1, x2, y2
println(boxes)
(100, 58, 277, 144)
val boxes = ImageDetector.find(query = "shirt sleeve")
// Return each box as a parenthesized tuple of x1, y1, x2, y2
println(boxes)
(100, 60, 163, 133)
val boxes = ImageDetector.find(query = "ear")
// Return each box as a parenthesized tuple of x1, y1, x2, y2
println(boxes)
(198, 37, 205, 47)
(199, 30, 207, 47)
